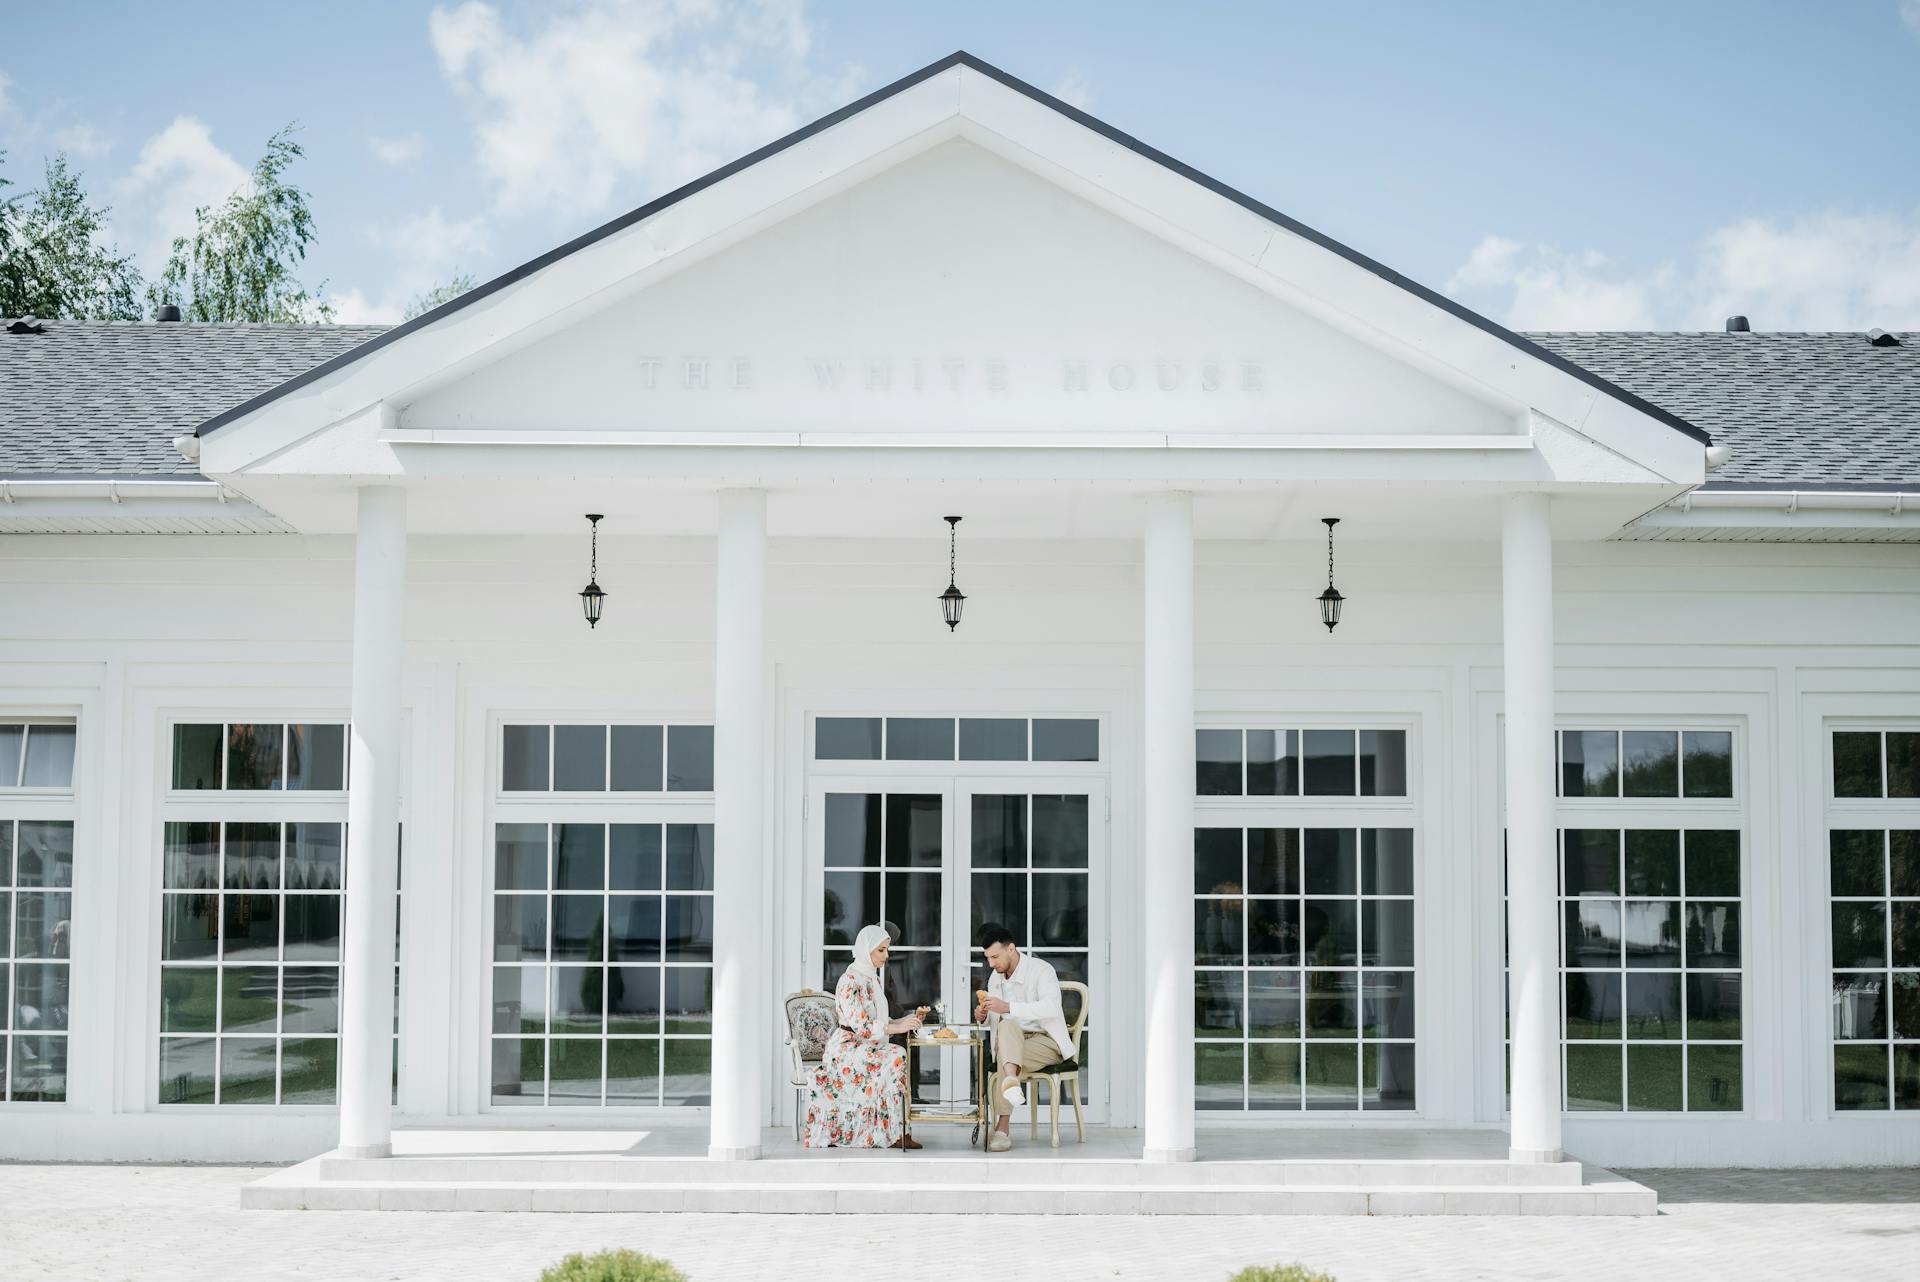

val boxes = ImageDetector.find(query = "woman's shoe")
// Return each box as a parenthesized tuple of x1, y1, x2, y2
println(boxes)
(894, 1133, 922, 1150)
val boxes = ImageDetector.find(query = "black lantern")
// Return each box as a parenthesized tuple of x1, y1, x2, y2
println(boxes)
(579, 513, 606, 629)
(939, 515, 966, 631)
(1317, 517, 1344, 633)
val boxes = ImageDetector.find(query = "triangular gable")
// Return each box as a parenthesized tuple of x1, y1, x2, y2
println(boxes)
(195, 51, 1708, 486)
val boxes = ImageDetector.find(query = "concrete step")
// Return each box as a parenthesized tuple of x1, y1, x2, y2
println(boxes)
(244, 1170, 1655, 1216)
(314, 1154, 1586, 1188)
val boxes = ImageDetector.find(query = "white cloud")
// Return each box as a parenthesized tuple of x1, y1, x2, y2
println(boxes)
(322, 206, 492, 323)
(0, 71, 13, 115)
(1446, 235, 1668, 329)
(322, 286, 394, 324)
(1691, 212, 1920, 330)
(1448, 211, 1920, 331)
(1050, 69, 1093, 112)
(115, 116, 249, 273)
(48, 123, 109, 159)
(369, 132, 426, 166)
(366, 205, 488, 268)
(1903, 0, 1920, 38)
(427, 0, 848, 217)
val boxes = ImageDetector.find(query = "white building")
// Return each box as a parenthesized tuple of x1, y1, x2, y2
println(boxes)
(2, 54, 1916, 1183)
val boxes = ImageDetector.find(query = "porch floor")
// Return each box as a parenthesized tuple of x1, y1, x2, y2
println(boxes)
(244, 1124, 1656, 1215)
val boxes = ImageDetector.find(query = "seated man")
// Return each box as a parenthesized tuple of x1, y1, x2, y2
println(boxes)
(972, 921, 1073, 1153)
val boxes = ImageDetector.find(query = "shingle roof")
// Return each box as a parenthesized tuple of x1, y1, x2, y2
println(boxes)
(4, 321, 1916, 491)
(1528, 331, 1920, 489)
(1, 320, 386, 476)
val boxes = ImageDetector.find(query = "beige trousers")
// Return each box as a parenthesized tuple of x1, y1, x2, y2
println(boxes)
(992, 1021, 1063, 1118)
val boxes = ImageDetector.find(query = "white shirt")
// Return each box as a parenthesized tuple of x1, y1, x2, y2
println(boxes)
(987, 952, 1075, 1063)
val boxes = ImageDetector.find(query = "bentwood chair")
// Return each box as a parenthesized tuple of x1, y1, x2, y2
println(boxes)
(1013, 979, 1090, 1148)
(782, 989, 837, 1141)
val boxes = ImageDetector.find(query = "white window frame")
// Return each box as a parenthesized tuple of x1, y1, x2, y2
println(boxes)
(0, 717, 79, 1106)
(151, 712, 393, 1113)
(798, 706, 1113, 1124)
(1506, 717, 1749, 1118)
(483, 715, 716, 1115)
(1823, 718, 1920, 1115)
(1194, 716, 1422, 1118)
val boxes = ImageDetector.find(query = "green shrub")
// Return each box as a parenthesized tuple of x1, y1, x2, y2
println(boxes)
(1228, 1266, 1336, 1282)
(538, 1249, 688, 1282)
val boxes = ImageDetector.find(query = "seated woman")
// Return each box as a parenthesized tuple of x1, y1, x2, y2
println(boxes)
(803, 924, 924, 1149)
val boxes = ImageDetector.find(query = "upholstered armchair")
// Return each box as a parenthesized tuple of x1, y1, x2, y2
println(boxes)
(782, 989, 837, 1140)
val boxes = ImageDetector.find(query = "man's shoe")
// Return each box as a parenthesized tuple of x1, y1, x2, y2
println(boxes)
(1002, 1080, 1026, 1111)
(987, 1131, 1011, 1153)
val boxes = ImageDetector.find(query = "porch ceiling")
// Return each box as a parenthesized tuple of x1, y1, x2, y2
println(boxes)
(222, 469, 1678, 542)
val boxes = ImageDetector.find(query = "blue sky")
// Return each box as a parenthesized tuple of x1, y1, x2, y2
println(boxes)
(4, 0, 1919, 328)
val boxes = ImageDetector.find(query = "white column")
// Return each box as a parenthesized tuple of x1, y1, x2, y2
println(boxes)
(709, 488, 768, 1160)
(1502, 491, 1563, 1163)
(1142, 492, 1196, 1162)
(337, 486, 406, 1158)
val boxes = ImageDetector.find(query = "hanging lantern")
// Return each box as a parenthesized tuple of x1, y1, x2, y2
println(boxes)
(579, 513, 607, 629)
(939, 515, 966, 631)
(1317, 517, 1344, 633)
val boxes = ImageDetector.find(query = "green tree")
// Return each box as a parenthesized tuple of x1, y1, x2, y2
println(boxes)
(0, 152, 24, 309)
(401, 271, 477, 320)
(148, 124, 333, 322)
(0, 154, 144, 320)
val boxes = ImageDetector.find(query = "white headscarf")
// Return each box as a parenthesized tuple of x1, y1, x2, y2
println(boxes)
(846, 923, 892, 1030)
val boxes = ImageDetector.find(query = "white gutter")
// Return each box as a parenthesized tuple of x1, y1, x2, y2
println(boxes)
(1672, 490, 1910, 515)
(1628, 487, 1920, 538)
(0, 478, 232, 503)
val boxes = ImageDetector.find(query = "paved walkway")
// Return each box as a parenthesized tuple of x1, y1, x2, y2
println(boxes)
(3, 1163, 1918, 1281)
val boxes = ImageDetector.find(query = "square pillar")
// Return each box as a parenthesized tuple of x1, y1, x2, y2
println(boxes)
(337, 486, 406, 1158)
(1502, 491, 1563, 1163)
(709, 489, 768, 1159)
(1142, 492, 1196, 1162)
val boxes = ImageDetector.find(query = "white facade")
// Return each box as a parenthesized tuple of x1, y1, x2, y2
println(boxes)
(2, 56, 1917, 1170)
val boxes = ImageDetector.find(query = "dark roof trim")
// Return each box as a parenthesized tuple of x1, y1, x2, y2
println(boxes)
(197, 51, 1710, 447)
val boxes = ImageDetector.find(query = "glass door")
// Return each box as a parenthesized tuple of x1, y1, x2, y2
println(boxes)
(813, 785, 951, 1105)
(806, 776, 1106, 1120)
(958, 780, 1105, 1121)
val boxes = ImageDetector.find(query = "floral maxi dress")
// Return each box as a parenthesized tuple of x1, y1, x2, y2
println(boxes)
(802, 969, 906, 1148)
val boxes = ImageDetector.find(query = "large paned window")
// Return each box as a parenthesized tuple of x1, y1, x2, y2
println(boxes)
(490, 722, 715, 1108)
(1505, 727, 1744, 1113)
(1, 721, 76, 1102)
(1193, 725, 1416, 1112)
(157, 721, 395, 1106)
(1194, 827, 1415, 1110)
(1829, 726, 1920, 1110)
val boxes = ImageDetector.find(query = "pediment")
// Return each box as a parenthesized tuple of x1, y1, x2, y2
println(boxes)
(402, 141, 1514, 441)
(199, 53, 1703, 498)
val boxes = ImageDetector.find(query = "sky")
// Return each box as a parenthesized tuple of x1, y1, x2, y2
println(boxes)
(4, 0, 1920, 330)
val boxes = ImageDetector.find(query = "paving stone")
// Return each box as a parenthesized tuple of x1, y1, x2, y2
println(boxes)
(2, 1163, 1918, 1281)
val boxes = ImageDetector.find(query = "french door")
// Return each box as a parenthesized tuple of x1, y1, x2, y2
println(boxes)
(804, 775, 1105, 1120)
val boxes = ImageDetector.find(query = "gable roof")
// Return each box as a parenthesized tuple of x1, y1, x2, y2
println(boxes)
(1, 321, 385, 477)
(1530, 331, 1920, 489)
(189, 50, 1708, 447)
